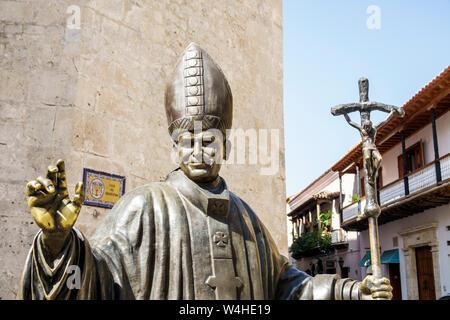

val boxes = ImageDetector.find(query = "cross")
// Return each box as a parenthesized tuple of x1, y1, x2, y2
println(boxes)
(206, 259, 242, 300)
(331, 78, 404, 212)
(213, 231, 228, 247)
(330, 78, 404, 288)
(331, 77, 404, 117)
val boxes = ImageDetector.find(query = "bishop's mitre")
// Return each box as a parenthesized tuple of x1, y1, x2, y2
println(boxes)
(164, 43, 233, 139)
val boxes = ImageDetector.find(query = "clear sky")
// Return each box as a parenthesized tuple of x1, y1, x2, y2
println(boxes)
(284, 0, 450, 197)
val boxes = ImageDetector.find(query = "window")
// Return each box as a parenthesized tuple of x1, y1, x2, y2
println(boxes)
(393, 236, 398, 247)
(397, 141, 424, 178)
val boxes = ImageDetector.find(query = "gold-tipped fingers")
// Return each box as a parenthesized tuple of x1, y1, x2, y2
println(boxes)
(372, 291, 392, 300)
(372, 284, 392, 293)
(26, 180, 42, 208)
(47, 165, 58, 186)
(56, 159, 67, 189)
(36, 176, 55, 194)
(26, 180, 42, 196)
(73, 181, 84, 208)
(373, 277, 390, 287)
(370, 278, 392, 300)
(26, 179, 53, 208)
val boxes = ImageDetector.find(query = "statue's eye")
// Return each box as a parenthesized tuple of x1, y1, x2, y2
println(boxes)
(202, 136, 215, 146)
(179, 137, 193, 148)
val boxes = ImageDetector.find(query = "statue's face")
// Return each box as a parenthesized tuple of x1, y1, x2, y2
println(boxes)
(176, 130, 225, 183)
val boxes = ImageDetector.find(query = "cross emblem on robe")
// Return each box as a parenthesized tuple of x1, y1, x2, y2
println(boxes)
(213, 231, 228, 247)
(206, 259, 243, 300)
(208, 199, 228, 216)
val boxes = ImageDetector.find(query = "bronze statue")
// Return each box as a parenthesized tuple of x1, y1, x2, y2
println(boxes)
(331, 78, 404, 291)
(18, 43, 392, 300)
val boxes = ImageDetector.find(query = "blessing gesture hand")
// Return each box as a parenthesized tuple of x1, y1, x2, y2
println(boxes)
(26, 159, 84, 237)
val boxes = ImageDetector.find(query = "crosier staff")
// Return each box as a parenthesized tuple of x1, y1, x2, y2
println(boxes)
(331, 78, 404, 298)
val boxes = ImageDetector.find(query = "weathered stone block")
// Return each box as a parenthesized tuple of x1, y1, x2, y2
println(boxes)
(0, 1, 33, 24)
(27, 71, 72, 106)
(0, 70, 26, 102)
(4, 23, 22, 34)
(73, 111, 112, 157)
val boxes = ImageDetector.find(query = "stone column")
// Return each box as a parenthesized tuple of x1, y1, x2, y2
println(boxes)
(293, 220, 297, 238)
(401, 247, 418, 300)
(308, 209, 312, 232)
(430, 244, 442, 299)
(316, 201, 321, 231)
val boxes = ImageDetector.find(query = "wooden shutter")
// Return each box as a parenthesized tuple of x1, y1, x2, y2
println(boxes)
(397, 141, 424, 178)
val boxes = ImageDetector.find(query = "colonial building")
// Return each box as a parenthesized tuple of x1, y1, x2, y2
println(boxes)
(287, 168, 362, 282)
(287, 66, 450, 300)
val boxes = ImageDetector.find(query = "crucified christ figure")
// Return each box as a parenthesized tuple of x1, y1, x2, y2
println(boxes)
(331, 77, 404, 284)
(332, 77, 404, 197)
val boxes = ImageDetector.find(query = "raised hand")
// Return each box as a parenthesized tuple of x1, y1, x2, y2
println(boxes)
(26, 159, 84, 235)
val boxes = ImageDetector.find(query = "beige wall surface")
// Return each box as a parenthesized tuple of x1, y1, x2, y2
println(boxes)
(0, 0, 285, 299)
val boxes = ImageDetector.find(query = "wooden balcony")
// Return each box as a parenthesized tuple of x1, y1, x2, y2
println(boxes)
(342, 153, 450, 231)
(331, 228, 348, 249)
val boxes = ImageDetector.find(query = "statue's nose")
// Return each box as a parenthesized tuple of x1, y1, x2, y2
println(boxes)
(192, 139, 202, 162)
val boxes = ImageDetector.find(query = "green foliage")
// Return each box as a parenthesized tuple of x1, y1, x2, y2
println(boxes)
(289, 231, 319, 254)
(289, 229, 332, 258)
(319, 210, 332, 230)
(290, 210, 333, 258)
(318, 233, 332, 253)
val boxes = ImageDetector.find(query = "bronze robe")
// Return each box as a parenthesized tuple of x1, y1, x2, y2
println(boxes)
(18, 169, 359, 300)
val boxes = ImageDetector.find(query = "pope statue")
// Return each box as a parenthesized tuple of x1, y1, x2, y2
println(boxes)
(18, 43, 392, 300)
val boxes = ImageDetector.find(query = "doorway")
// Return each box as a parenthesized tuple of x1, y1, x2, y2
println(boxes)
(399, 223, 440, 299)
(388, 263, 402, 300)
(415, 246, 436, 300)
(341, 267, 349, 279)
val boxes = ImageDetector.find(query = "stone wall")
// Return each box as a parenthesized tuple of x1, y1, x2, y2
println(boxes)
(0, 0, 284, 299)
(0, 0, 86, 300)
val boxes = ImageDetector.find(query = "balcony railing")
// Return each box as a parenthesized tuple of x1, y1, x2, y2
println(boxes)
(408, 163, 436, 194)
(342, 197, 365, 222)
(342, 153, 450, 224)
(379, 178, 405, 206)
(331, 228, 348, 244)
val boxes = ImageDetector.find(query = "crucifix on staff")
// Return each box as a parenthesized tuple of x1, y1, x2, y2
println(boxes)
(331, 78, 404, 290)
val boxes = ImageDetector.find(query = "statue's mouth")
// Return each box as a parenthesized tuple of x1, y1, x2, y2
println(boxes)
(188, 163, 208, 169)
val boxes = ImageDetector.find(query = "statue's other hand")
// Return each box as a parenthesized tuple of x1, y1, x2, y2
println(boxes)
(393, 107, 405, 117)
(26, 159, 84, 234)
(361, 275, 393, 300)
